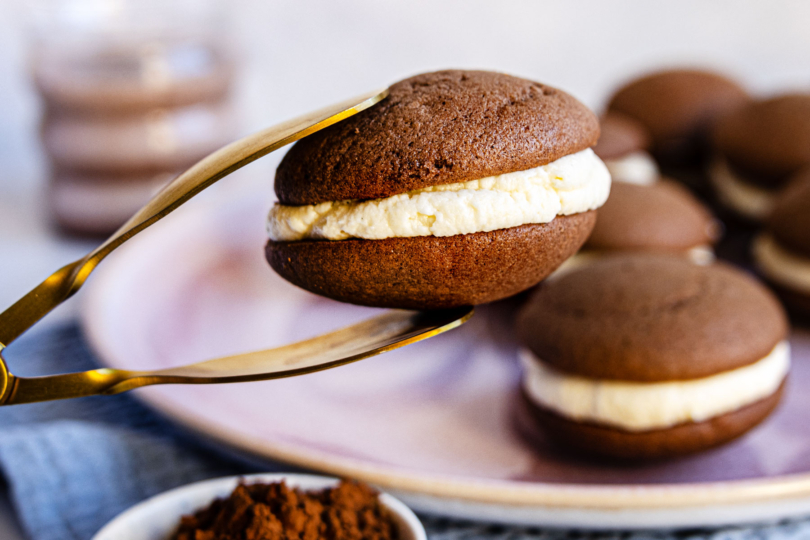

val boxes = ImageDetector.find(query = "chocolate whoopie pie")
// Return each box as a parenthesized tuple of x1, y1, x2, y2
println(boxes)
(753, 170, 810, 316)
(585, 181, 719, 261)
(607, 69, 749, 168)
(266, 70, 611, 309)
(517, 254, 790, 460)
(711, 94, 810, 222)
(551, 181, 719, 278)
(593, 112, 658, 185)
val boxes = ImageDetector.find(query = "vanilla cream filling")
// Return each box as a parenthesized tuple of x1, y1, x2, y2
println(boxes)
(521, 342, 789, 432)
(710, 157, 776, 221)
(604, 151, 659, 185)
(267, 148, 611, 241)
(687, 245, 716, 265)
(754, 234, 810, 293)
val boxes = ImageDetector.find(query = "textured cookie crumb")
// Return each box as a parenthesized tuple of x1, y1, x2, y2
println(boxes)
(172, 480, 399, 540)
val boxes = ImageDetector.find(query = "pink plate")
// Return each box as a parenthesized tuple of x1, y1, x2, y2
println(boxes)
(83, 191, 810, 529)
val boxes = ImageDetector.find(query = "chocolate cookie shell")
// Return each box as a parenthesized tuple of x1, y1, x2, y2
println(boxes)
(585, 181, 718, 252)
(266, 212, 596, 310)
(275, 70, 599, 205)
(517, 254, 788, 382)
(592, 112, 651, 160)
(767, 169, 810, 258)
(519, 383, 784, 460)
(713, 94, 810, 187)
(607, 69, 748, 164)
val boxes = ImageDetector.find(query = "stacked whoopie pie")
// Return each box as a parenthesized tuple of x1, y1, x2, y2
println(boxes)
(606, 69, 749, 171)
(266, 70, 611, 309)
(575, 180, 719, 266)
(710, 94, 810, 223)
(593, 112, 658, 185)
(517, 254, 790, 460)
(753, 171, 810, 316)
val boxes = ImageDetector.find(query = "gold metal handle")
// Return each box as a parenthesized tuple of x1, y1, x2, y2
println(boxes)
(0, 88, 391, 405)
(1, 307, 473, 405)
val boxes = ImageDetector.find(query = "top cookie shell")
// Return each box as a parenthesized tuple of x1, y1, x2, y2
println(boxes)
(713, 94, 810, 185)
(275, 70, 600, 205)
(768, 169, 810, 257)
(517, 254, 788, 382)
(606, 69, 748, 151)
(585, 181, 717, 252)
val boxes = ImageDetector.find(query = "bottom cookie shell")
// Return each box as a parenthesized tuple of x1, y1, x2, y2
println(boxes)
(266, 211, 596, 309)
(518, 382, 785, 461)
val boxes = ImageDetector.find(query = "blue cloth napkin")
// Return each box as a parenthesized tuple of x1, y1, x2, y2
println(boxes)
(1, 323, 810, 540)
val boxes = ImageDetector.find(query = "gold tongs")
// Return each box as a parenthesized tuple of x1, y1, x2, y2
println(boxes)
(0, 89, 474, 406)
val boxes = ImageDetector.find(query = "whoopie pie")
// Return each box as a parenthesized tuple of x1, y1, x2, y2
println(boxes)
(607, 69, 749, 168)
(593, 112, 658, 185)
(585, 181, 718, 261)
(266, 70, 611, 309)
(552, 181, 719, 278)
(711, 94, 810, 222)
(517, 254, 789, 460)
(753, 169, 810, 316)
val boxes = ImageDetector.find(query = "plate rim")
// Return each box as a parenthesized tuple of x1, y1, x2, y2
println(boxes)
(80, 198, 810, 513)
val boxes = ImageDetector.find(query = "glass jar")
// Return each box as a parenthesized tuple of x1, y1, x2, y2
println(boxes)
(27, 0, 237, 236)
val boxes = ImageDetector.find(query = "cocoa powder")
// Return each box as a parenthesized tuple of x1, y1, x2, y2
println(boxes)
(172, 480, 400, 540)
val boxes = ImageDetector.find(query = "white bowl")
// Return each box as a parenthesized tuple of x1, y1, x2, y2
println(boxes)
(92, 473, 427, 540)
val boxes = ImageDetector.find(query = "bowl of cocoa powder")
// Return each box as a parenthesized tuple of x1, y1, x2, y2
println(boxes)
(92, 473, 426, 540)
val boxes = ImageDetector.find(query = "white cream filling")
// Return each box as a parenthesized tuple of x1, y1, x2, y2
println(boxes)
(521, 342, 790, 432)
(267, 148, 611, 241)
(710, 157, 776, 221)
(604, 151, 659, 185)
(754, 234, 810, 293)
(687, 245, 716, 266)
